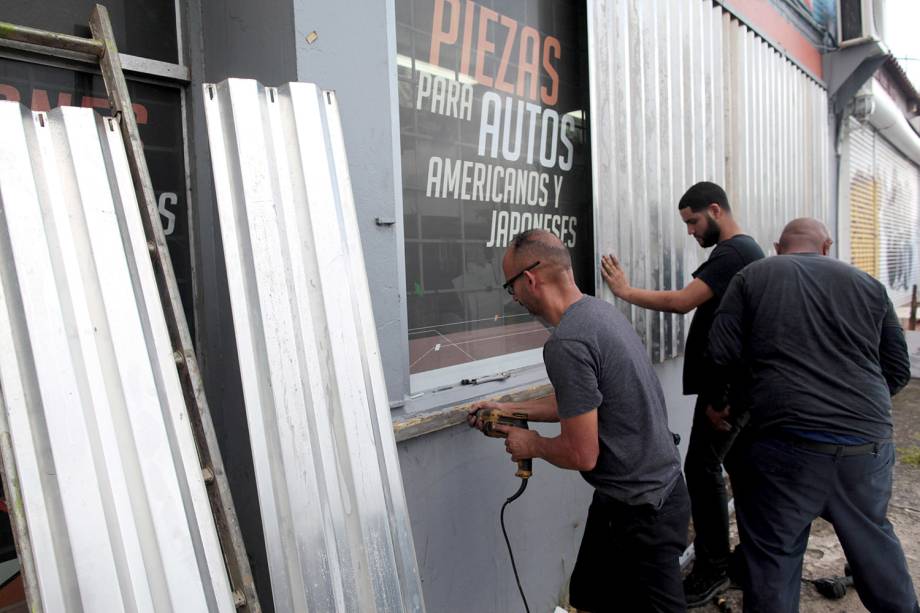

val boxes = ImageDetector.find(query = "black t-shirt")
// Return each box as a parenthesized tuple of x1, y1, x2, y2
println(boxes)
(683, 234, 764, 395)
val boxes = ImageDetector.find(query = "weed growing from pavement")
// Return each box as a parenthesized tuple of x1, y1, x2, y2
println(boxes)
(898, 446, 920, 466)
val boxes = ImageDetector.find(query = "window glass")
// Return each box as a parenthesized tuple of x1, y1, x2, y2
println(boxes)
(2, 1, 179, 64)
(397, 0, 593, 376)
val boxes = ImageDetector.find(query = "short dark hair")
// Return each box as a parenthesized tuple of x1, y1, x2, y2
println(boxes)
(510, 229, 572, 270)
(678, 181, 731, 213)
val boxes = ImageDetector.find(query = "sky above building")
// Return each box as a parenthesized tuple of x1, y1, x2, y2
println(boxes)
(886, 0, 920, 91)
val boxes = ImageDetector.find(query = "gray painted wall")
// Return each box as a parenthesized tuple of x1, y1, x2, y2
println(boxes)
(291, 0, 410, 404)
(200, 0, 297, 85)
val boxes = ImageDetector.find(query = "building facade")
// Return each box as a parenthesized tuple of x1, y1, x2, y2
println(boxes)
(1, 0, 895, 611)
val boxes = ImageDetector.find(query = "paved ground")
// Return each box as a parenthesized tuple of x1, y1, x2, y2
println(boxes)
(695, 379, 920, 612)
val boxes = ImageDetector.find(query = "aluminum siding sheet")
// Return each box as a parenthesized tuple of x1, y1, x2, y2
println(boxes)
(202, 79, 424, 613)
(0, 102, 234, 612)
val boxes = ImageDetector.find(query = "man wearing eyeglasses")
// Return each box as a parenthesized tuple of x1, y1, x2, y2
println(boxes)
(600, 182, 764, 606)
(469, 228, 689, 612)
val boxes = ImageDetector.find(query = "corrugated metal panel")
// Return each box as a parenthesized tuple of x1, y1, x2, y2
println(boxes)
(849, 119, 880, 277)
(202, 79, 424, 613)
(590, 0, 830, 361)
(876, 134, 920, 306)
(0, 102, 235, 611)
(848, 118, 920, 305)
(847, 118, 920, 305)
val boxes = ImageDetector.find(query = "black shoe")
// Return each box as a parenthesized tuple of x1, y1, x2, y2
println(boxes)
(684, 568, 730, 608)
(727, 545, 746, 589)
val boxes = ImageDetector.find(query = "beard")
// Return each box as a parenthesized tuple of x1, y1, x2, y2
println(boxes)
(697, 214, 721, 248)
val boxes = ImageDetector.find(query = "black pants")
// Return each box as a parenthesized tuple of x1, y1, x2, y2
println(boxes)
(569, 477, 690, 612)
(736, 438, 920, 613)
(684, 396, 742, 574)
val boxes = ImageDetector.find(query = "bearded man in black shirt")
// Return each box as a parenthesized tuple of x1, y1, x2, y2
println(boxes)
(601, 182, 764, 606)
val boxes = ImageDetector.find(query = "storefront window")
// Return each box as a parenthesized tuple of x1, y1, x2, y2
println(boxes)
(396, 0, 593, 381)
(3, 0, 179, 64)
(0, 61, 191, 331)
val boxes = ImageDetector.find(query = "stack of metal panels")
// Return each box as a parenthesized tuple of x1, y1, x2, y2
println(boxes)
(0, 102, 236, 611)
(203, 79, 424, 613)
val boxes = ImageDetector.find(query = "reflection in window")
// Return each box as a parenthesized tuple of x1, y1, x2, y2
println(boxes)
(397, 0, 593, 376)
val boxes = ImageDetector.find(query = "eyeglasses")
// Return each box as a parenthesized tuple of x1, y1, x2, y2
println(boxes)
(502, 261, 540, 296)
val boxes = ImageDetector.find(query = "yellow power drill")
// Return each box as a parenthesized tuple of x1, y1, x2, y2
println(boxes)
(476, 408, 533, 479)
(475, 407, 533, 612)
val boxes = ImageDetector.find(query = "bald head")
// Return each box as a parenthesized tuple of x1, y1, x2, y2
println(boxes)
(502, 229, 582, 324)
(776, 218, 832, 255)
(506, 229, 573, 272)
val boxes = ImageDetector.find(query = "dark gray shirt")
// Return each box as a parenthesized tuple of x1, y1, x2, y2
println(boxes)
(544, 296, 681, 507)
(708, 254, 910, 440)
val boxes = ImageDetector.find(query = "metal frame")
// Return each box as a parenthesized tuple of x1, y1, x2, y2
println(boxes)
(0, 6, 258, 610)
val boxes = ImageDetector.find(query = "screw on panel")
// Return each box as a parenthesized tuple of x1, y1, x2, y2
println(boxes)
(232, 590, 246, 608)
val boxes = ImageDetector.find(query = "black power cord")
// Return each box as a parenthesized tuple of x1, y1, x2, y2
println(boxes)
(500, 478, 530, 613)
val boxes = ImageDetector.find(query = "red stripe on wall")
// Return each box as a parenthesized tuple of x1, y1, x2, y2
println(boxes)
(723, 0, 823, 80)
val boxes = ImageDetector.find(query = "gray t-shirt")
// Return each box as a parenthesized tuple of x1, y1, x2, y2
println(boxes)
(543, 296, 681, 507)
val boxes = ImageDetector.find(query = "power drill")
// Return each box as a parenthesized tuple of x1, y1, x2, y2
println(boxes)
(476, 407, 533, 613)
(476, 408, 532, 478)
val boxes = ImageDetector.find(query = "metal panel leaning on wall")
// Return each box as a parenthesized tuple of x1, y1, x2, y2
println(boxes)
(589, 0, 830, 363)
(203, 79, 424, 613)
(0, 103, 235, 612)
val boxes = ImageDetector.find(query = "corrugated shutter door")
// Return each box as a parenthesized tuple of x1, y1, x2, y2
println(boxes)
(848, 119, 879, 278)
(875, 133, 920, 306)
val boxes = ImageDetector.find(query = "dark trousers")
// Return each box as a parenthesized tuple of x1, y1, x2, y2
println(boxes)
(736, 438, 920, 613)
(684, 396, 741, 574)
(569, 477, 690, 612)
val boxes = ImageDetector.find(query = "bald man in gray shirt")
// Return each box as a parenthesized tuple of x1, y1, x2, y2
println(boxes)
(470, 229, 687, 611)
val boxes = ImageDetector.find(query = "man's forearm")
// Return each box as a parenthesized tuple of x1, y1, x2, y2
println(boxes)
(503, 393, 559, 422)
(621, 287, 690, 314)
(531, 433, 596, 471)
